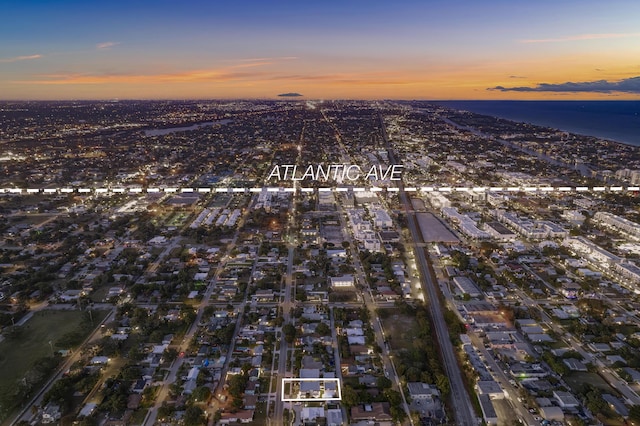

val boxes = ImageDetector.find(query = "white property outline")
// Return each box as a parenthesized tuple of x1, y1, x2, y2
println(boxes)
(280, 377, 342, 402)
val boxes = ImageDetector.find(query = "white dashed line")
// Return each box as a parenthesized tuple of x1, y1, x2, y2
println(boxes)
(2, 185, 639, 196)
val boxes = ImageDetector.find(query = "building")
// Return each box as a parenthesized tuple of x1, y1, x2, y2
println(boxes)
(301, 407, 325, 422)
(300, 368, 321, 398)
(594, 211, 640, 239)
(350, 402, 393, 423)
(553, 391, 580, 409)
(407, 382, 442, 419)
(563, 358, 588, 372)
(562, 237, 621, 269)
(441, 207, 491, 240)
(330, 275, 355, 289)
(484, 221, 517, 241)
(475, 380, 505, 399)
(78, 402, 98, 418)
(407, 382, 440, 401)
(372, 209, 393, 228)
(219, 410, 254, 424)
(602, 394, 629, 417)
(326, 408, 344, 426)
(42, 403, 61, 424)
(452, 276, 482, 298)
(492, 209, 567, 240)
(560, 282, 580, 299)
(615, 262, 640, 286)
(478, 394, 498, 425)
(539, 406, 565, 421)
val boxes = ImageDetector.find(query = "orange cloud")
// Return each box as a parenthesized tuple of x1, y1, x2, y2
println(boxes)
(19, 70, 266, 85)
(17, 65, 415, 87)
(15, 59, 278, 85)
(6, 53, 640, 100)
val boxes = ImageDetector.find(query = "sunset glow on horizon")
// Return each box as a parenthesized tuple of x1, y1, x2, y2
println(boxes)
(2, 0, 640, 100)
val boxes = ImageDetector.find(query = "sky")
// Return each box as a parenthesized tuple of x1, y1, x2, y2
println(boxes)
(1, 0, 640, 100)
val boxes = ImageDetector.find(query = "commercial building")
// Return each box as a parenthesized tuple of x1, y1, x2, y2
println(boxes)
(594, 211, 640, 239)
(452, 276, 482, 298)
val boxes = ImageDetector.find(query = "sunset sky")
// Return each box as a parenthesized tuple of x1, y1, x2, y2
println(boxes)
(2, 0, 640, 100)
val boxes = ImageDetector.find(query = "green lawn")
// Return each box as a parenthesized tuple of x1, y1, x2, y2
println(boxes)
(0, 309, 107, 391)
(378, 308, 415, 351)
(251, 401, 268, 425)
(564, 372, 612, 392)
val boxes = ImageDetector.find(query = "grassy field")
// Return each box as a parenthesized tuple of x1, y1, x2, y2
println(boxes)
(378, 308, 415, 351)
(10, 213, 59, 227)
(0, 309, 108, 391)
(564, 372, 611, 392)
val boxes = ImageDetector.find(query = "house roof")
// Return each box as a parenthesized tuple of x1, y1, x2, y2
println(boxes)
(351, 402, 392, 421)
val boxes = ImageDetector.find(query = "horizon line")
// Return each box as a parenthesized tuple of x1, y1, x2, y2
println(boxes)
(1, 97, 640, 102)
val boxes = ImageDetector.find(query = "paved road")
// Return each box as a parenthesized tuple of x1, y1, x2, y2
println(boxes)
(379, 112, 477, 426)
(12, 308, 116, 425)
(467, 332, 539, 426)
(144, 196, 258, 426)
(431, 241, 538, 425)
(333, 192, 413, 424)
(273, 123, 305, 425)
(516, 287, 640, 406)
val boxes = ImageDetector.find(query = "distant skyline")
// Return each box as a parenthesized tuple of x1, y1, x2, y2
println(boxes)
(2, 0, 640, 100)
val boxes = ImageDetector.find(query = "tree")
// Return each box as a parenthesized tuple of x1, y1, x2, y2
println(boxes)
(228, 374, 248, 399)
(157, 403, 175, 421)
(377, 376, 392, 389)
(435, 374, 450, 396)
(315, 322, 331, 336)
(295, 289, 307, 302)
(43, 378, 74, 409)
(629, 405, 640, 422)
(183, 406, 205, 426)
(191, 386, 211, 403)
(164, 347, 178, 362)
(283, 323, 297, 343)
(341, 386, 359, 408)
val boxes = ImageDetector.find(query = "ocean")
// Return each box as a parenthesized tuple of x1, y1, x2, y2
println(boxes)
(431, 100, 640, 147)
